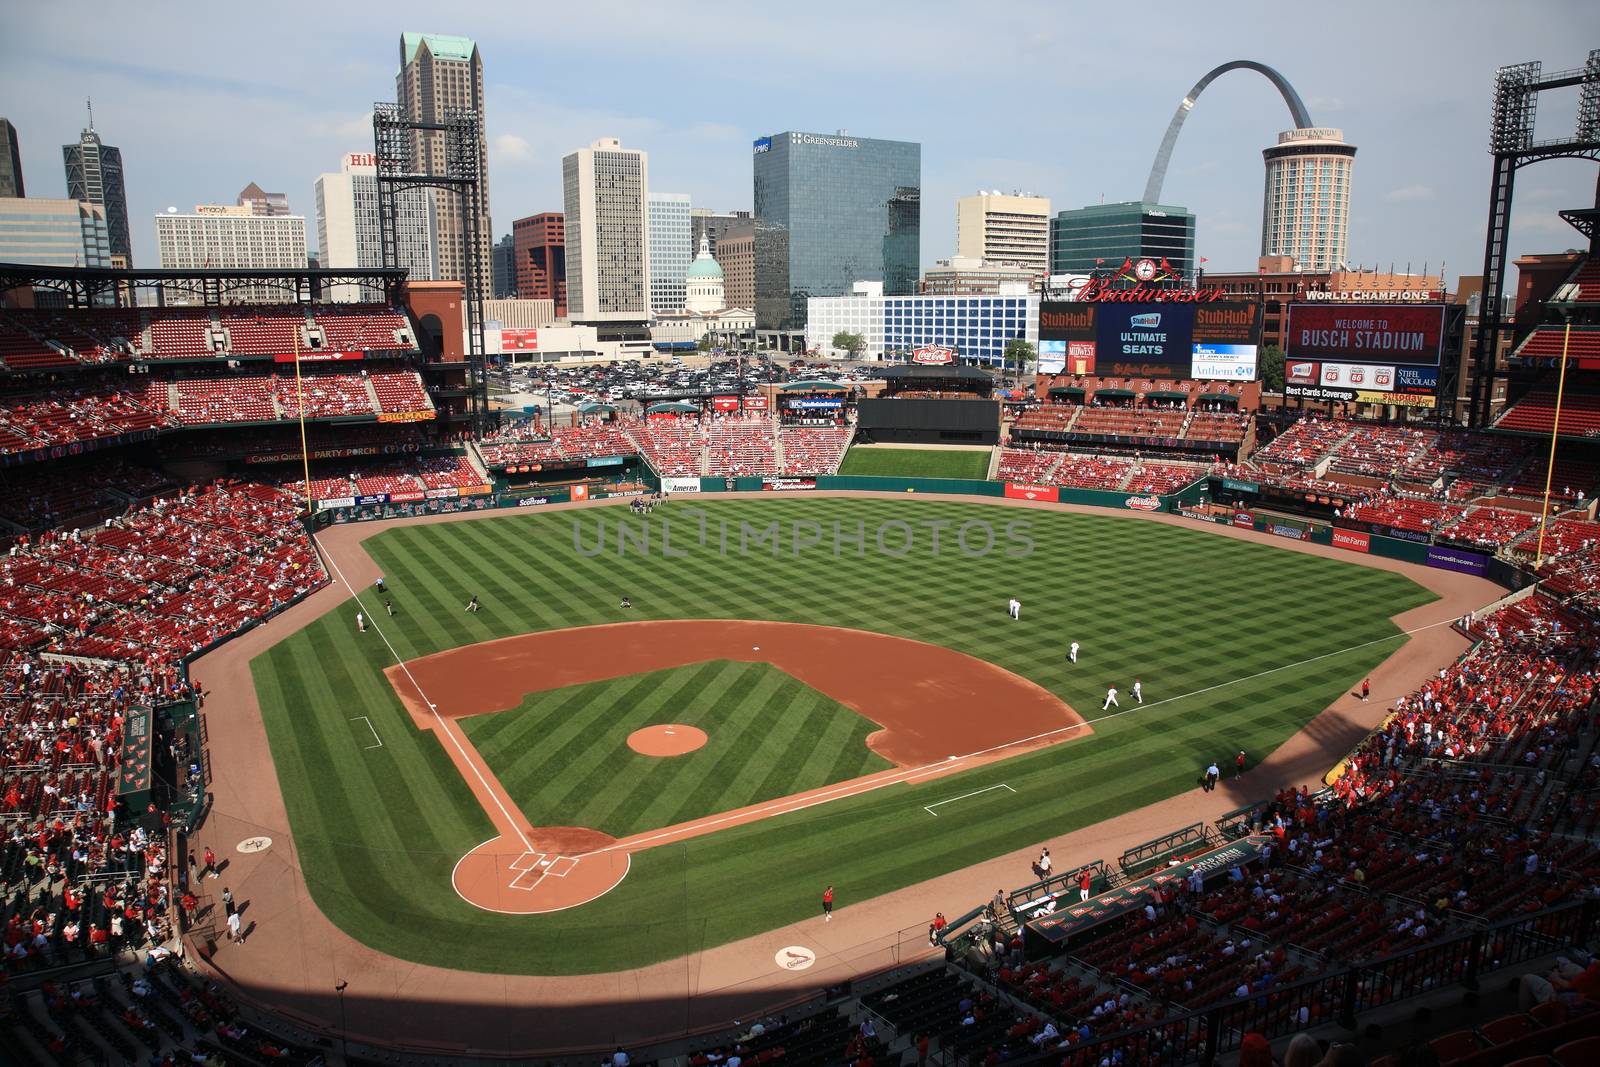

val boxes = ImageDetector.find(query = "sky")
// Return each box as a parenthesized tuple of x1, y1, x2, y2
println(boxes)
(4, 0, 1598, 284)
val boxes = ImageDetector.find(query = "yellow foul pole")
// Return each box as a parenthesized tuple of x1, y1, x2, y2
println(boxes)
(294, 330, 314, 517)
(1534, 319, 1573, 568)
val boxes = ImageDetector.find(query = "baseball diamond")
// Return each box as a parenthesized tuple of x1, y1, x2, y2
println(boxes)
(245, 495, 1437, 974)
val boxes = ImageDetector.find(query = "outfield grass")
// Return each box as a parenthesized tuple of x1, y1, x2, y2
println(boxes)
(837, 445, 992, 480)
(251, 497, 1434, 974)
(459, 660, 893, 837)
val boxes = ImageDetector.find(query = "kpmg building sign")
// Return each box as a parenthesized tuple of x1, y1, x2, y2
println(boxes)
(752, 137, 772, 154)
(792, 132, 860, 148)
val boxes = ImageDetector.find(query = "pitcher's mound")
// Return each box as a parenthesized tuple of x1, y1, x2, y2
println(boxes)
(627, 724, 707, 757)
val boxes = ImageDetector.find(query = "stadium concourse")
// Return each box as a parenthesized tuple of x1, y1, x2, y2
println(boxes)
(3, 278, 1600, 1063)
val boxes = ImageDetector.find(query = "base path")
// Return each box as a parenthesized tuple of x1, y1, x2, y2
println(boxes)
(385, 620, 1086, 911)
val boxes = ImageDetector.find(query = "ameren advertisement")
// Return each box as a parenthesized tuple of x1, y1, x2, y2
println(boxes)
(1038, 301, 1258, 379)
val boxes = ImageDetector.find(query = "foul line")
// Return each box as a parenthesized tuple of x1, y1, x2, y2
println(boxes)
(925, 783, 1014, 816)
(315, 534, 535, 854)
(576, 615, 1460, 859)
(349, 715, 383, 750)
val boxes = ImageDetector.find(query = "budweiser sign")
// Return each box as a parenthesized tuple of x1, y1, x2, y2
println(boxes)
(1064, 277, 1228, 303)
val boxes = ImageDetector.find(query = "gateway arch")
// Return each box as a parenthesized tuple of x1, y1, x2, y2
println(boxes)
(1144, 60, 1314, 204)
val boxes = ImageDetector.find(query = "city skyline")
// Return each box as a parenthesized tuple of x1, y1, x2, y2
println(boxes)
(1, 1, 1595, 285)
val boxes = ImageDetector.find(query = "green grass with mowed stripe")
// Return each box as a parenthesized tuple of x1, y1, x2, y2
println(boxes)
(250, 496, 1433, 974)
(836, 445, 992, 479)
(460, 660, 892, 838)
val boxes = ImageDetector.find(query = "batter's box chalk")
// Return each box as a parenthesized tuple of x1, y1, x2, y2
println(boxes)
(545, 856, 580, 878)
(508, 851, 548, 872)
(508, 866, 546, 891)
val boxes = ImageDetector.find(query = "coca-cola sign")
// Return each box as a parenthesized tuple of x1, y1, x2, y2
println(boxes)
(911, 345, 956, 365)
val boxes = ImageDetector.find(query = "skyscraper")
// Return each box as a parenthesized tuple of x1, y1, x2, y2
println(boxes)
(314, 151, 436, 301)
(397, 32, 492, 296)
(512, 212, 565, 315)
(491, 234, 516, 298)
(63, 112, 130, 266)
(1261, 127, 1356, 272)
(1048, 202, 1196, 280)
(648, 192, 691, 314)
(0, 119, 23, 198)
(752, 130, 920, 332)
(689, 208, 752, 257)
(955, 192, 1050, 277)
(562, 138, 650, 324)
(155, 205, 306, 304)
(238, 182, 290, 216)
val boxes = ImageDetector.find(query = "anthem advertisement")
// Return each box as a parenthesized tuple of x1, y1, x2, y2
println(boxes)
(1282, 304, 1446, 408)
(1038, 301, 1259, 379)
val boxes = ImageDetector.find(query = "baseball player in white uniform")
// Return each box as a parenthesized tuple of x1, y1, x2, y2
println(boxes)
(1132, 680, 1143, 704)
(1007, 598, 1021, 620)
(1068, 641, 1080, 663)
(1103, 686, 1119, 710)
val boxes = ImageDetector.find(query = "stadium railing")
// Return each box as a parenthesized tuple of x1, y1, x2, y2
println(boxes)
(1119, 822, 1218, 877)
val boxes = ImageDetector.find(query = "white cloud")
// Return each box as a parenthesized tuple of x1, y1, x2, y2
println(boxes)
(1384, 184, 1436, 203)
(493, 134, 533, 162)
(1307, 95, 1345, 114)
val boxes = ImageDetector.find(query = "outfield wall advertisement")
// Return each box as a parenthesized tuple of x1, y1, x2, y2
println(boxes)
(1282, 304, 1446, 408)
(1038, 301, 1260, 380)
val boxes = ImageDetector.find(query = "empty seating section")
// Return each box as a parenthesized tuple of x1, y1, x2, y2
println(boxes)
(0, 316, 77, 372)
(146, 310, 218, 359)
(1345, 495, 1456, 533)
(1498, 390, 1600, 437)
(311, 305, 411, 351)
(1515, 327, 1600, 362)
(1013, 406, 1078, 433)
(1440, 506, 1538, 548)
(1328, 425, 1440, 478)
(368, 370, 432, 413)
(779, 425, 851, 475)
(1509, 454, 1600, 501)
(1185, 411, 1249, 444)
(218, 307, 307, 356)
(174, 376, 274, 423)
(1071, 407, 1187, 439)
(271, 370, 374, 418)
(633, 418, 703, 475)
(705, 417, 776, 476)
(997, 448, 1065, 484)
(1253, 418, 1353, 469)
(1566, 255, 1600, 301)
(1520, 517, 1600, 560)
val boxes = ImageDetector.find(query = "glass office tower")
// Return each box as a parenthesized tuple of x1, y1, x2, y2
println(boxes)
(753, 131, 920, 332)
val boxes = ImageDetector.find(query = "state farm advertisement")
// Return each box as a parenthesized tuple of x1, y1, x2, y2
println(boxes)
(1284, 305, 1445, 366)
(1332, 528, 1371, 553)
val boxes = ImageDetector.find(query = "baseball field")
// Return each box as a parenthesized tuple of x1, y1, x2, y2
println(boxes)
(250, 496, 1433, 975)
